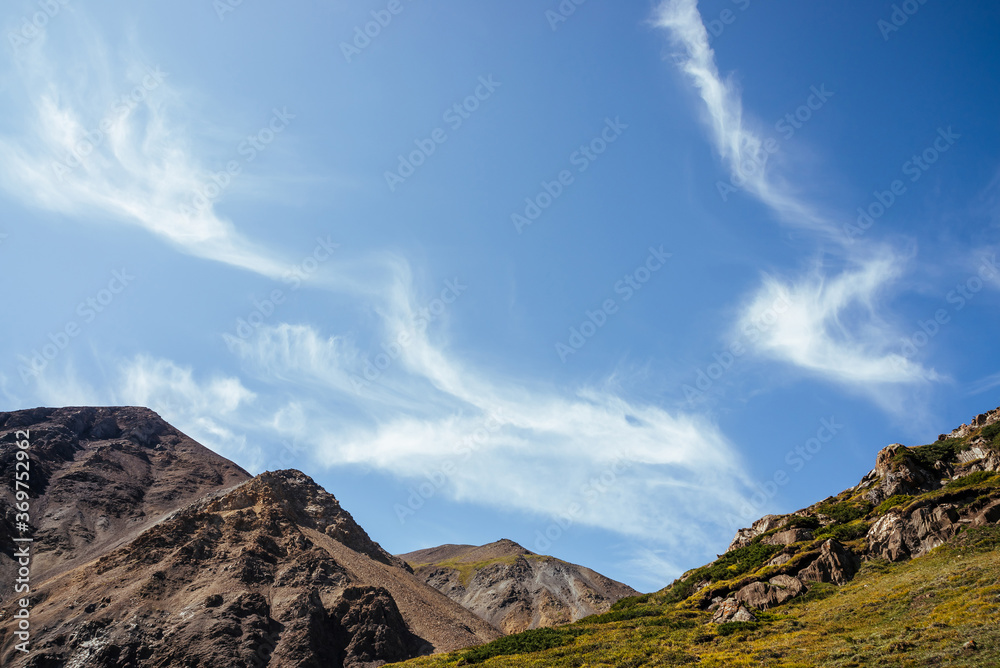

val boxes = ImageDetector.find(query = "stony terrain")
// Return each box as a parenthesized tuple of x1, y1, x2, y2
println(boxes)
(390, 406, 1000, 667)
(0, 407, 500, 667)
(399, 539, 637, 633)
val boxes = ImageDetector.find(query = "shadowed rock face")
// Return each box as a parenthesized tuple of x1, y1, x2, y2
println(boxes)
(0, 408, 500, 667)
(400, 540, 638, 634)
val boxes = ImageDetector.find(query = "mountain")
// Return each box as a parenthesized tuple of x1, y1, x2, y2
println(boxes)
(390, 406, 1000, 667)
(399, 539, 637, 633)
(0, 407, 500, 667)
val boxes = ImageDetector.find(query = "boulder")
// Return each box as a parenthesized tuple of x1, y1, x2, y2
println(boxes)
(761, 528, 813, 546)
(711, 598, 757, 624)
(797, 540, 859, 585)
(734, 575, 804, 610)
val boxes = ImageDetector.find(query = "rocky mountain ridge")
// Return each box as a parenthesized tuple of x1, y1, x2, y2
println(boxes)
(399, 539, 637, 633)
(0, 407, 501, 667)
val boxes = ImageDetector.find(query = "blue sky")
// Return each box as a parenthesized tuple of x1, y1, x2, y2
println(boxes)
(1, 0, 999, 591)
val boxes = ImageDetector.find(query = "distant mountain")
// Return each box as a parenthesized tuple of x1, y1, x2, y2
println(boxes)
(388, 406, 1000, 667)
(399, 539, 637, 633)
(0, 407, 500, 667)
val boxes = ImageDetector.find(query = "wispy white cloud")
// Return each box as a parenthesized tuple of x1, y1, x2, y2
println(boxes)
(0, 18, 290, 279)
(222, 268, 754, 551)
(652, 0, 834, 236)
(736, 252, 939, 387)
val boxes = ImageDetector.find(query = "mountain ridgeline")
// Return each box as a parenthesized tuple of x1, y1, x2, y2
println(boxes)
(0, 407, 634, 667)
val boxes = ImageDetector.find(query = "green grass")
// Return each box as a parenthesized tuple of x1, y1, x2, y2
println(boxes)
(945, 471, 998, 490)
(388, 526, 1000, 668)
(814, 520, 870, 543)
(900, 436, 967, 468)
(875, 495, 913, 515)
(662, 543, 782, 604)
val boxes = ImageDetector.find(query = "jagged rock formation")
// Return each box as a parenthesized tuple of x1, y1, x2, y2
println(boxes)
(680, 406, 1000, 622)
(399, 539, 637, 633)
(0, 408, 500, 667)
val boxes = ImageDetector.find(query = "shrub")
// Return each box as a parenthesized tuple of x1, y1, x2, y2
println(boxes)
(815, 521, 870, 542)
(460, 628, 584, 664)
(662, 543, 781, 605)
(610, 594, 652, 611)
(945, 471, 997, 490)
(815, 502, 870, 524)
(903, 438, 965, 468)
(876, 495, 913, 515)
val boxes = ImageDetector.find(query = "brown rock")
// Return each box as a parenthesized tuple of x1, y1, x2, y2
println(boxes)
(761, 528, 813, 546)
(711, 598, 757, 624)
(797, 539, 859, 585)
(734, 575, 804, 610)
(728, 514, 787, 552)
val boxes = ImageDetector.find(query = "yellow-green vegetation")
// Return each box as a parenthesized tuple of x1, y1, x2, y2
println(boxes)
(388, 526, 1000, 667)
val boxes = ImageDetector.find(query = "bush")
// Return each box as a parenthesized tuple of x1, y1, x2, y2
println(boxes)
(876, 495, 913, 515)
(815, 521, 870, 542)
(610, 594, 652, 611)
(903, 438, 965, 468)
(461, 628, 584, 664)
(980, 422, 1000, 445)
(663, 543, 781, 605)
(944, 471, 997, 490)
(815, 502, 870, 524)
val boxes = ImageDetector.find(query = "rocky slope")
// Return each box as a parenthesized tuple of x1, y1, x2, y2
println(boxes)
(399, 540, 637, 633)
(680, 407, 1000, 624)
(0, 408, 500, 667)
(391, 406, 1000, 667)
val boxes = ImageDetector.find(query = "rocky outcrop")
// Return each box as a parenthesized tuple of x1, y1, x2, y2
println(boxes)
(735, 575, 804, 609)
(401, 540, 637, 633)
(727, 514, 787, 552)
(796, 539, 859, 585)
(761, 528, 813, 546)
(862, 443, 941, 505)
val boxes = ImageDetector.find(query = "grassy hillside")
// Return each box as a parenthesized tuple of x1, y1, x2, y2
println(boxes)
(389, 526, 1000, 666)
(389, 418, 1000, 667)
